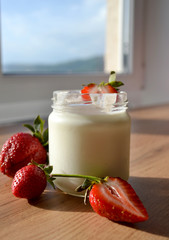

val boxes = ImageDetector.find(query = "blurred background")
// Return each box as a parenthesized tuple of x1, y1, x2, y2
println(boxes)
(0, 0, 169, 124)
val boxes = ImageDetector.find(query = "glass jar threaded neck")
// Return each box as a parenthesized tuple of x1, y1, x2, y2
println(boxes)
(52, 90, 128, 113)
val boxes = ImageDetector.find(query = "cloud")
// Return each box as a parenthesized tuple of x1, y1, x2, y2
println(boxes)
(2, 0, 106, 64)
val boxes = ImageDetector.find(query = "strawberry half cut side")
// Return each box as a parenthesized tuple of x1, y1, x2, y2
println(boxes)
(89, 177, 149, 223)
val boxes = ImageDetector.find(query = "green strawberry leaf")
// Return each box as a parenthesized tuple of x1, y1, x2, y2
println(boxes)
(47, 177, 55, 189)
(99, 81, 105, 87)
(30, 161, 56, 189)
(24, 115, 49, 150)
(43, 141, 49, 147)
(44, 165, 53, 175)
(33, 131, 42, 141)
(108, 71, 124, 90)
(108, 81, 124, 88)
(43, 128, 48, 143)
(34, 115, 45, 134)
(109, 71, 116, 82)
(76, 178, 93, 192)
(40, 119, 45, 134)
(23, 124, 35, 133)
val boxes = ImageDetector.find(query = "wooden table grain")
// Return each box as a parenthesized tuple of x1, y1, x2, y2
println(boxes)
(0, 104, 169, 240)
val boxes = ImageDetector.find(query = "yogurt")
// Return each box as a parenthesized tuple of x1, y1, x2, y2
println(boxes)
(48, 90, 130, 196)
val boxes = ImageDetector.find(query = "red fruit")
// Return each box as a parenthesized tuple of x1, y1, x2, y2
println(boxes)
(81, 71, 121, 102)
(81, 71, 124, 101)
(89, 177, 149, 223)
(0, 132, 47, 177)
(81, 83, 98, 101)
(81, 83, 118, 102)
(12, 164, 47, 199)
(101, 84, 118, 93)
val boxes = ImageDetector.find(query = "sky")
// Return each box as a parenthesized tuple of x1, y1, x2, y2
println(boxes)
(1, 0, 106, 65)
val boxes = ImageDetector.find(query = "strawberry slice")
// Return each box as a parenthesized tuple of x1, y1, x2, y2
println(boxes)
(89, 177, 149, 223)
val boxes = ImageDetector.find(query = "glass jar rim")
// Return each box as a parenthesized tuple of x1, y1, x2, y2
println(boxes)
(51, 90, 128, 113)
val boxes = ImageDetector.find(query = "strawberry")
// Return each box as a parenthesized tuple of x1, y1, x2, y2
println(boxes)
(81, 71, 123, 101)
(81, 83, 98, 101)
(100, 84, 118, 93)
(89, 177, 149, 223)
(12, 162, 55, 199)
(51, 172, 148, 223)
(11, 165, 149, 222)
(0, 116, 48, 177)
(12, 164, 47, 199)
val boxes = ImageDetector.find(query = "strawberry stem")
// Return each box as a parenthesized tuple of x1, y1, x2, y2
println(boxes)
(31, 160, 106, 203)
(52, 173, 104, 203)
(52, 173, 102, 183)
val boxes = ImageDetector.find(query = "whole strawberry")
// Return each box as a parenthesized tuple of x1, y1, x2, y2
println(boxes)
(0, 116, 48, 177)
(12, 164, 47, 199)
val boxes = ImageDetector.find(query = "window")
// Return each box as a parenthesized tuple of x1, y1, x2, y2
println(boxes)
(0, 0, 145, 123)
(1, 0, 133, 75)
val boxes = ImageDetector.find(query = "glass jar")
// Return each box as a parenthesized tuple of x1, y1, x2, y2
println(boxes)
(48, 90, 131, 196)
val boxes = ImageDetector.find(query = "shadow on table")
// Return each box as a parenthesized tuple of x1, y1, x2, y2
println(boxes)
(131, 118, 169, 135)
(30, 176, 169, 238)
(122, 176, 169, 238)
(29, 184, 93, 213)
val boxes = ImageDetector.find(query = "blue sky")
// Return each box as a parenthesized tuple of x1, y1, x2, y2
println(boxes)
(1, 0, 106, 65)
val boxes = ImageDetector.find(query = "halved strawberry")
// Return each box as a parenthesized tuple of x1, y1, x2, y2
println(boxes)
(81, 83, 117, 102)
(81, 71, 123, 102)
(89, 177, 149, 223)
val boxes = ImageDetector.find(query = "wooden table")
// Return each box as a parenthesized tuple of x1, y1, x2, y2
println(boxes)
(0, 104, 169, 240)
